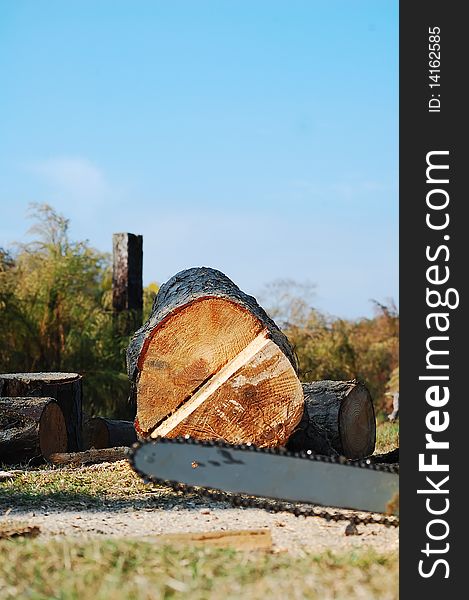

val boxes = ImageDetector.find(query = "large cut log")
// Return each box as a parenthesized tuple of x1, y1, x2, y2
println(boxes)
(83, 417, 137, 449)
(126, 267, 304, 447)
(0, 397, 68, 463)
(0, 373, 83, 451)
(286, 380, 376, 459)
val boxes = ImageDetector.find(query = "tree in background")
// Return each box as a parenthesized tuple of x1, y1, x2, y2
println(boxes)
(143, 282, 159, 321)
(348, 301, 399, 413)
(386, 365, 399, 394)
(0, 204, 158, 418)
(261, 280, 399, 417)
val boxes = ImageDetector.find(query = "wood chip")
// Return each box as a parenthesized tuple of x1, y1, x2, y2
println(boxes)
(48, 447, 129, 466)
(0, 471, 21, 482)
(154, 528, 272, 550)
(0, 522, 41, 539)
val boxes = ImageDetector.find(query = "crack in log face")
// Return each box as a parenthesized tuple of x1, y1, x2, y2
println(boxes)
(136, 297, 265, 433)
(150, 332, 272, 438)
(147, 372, 215, 437)
(134, 296, 304, 447)
(154, 336, 304, 447)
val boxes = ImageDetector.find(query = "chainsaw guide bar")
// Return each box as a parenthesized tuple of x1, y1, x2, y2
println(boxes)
(129, 437, 399, 527)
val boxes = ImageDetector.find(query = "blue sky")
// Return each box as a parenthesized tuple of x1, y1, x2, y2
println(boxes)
(0, 1, 398, 318)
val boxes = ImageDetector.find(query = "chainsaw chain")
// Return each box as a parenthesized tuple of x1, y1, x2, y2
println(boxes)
(129, 436, 399, 529)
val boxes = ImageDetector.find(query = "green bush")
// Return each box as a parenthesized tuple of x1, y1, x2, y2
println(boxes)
(0, 204, 158, 419)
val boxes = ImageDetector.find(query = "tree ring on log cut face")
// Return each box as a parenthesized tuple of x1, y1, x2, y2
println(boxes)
(133, 296, 303, 447)
(339, 385, 376, 459)
(286, 381, 376, 459)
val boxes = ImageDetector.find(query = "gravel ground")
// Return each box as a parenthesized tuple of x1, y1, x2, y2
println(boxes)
(1, 460, 398, 553)
(5, 503, 398, 554)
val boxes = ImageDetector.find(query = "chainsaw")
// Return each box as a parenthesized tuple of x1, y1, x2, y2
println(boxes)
(129, 436, 399, 527)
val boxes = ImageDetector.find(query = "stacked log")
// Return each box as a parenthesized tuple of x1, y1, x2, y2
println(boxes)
(0, 373, 83, 451)
(0, 397, 68, 463)
(287, 380, 376, 459)
(83, 417, 137, 449)
(127, 267, 304, 447)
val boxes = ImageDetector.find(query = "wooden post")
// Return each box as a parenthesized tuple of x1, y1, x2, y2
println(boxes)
(112, 233, 143, 334)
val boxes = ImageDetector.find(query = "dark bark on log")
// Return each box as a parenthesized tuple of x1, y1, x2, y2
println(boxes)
(125, 267, 303, 446)
(0, 373, 83, 451)
(48, 446, 128, 465)
(286, 380, 376, 459)
(126, 266, 297, 381)
(0, 397, 68, 463)
(83, 418, 137, 449)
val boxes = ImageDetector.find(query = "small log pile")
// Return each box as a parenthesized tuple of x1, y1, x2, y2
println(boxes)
(0, 373, 83, 451)
(0, 267, 384, 465)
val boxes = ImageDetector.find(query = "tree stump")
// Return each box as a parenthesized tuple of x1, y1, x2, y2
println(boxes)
(83, 417, 137, 449)
(0, 373, 83, 451)
(286, 380, 376, 459)
(0, 397, 68, 463)
(126, 267, 304, 447)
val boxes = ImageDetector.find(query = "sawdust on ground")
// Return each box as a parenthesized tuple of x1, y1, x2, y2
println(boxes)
(4, 502, 398, 554)
(1, 460, 398, 553)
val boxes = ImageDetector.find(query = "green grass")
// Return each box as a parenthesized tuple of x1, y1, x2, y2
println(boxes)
(0, 461, 184, 511)
(0, 428, 399, 599)
(0, 538, 398, 600)
(1, 422, 399, 512)
(375, 422, 399, 455)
